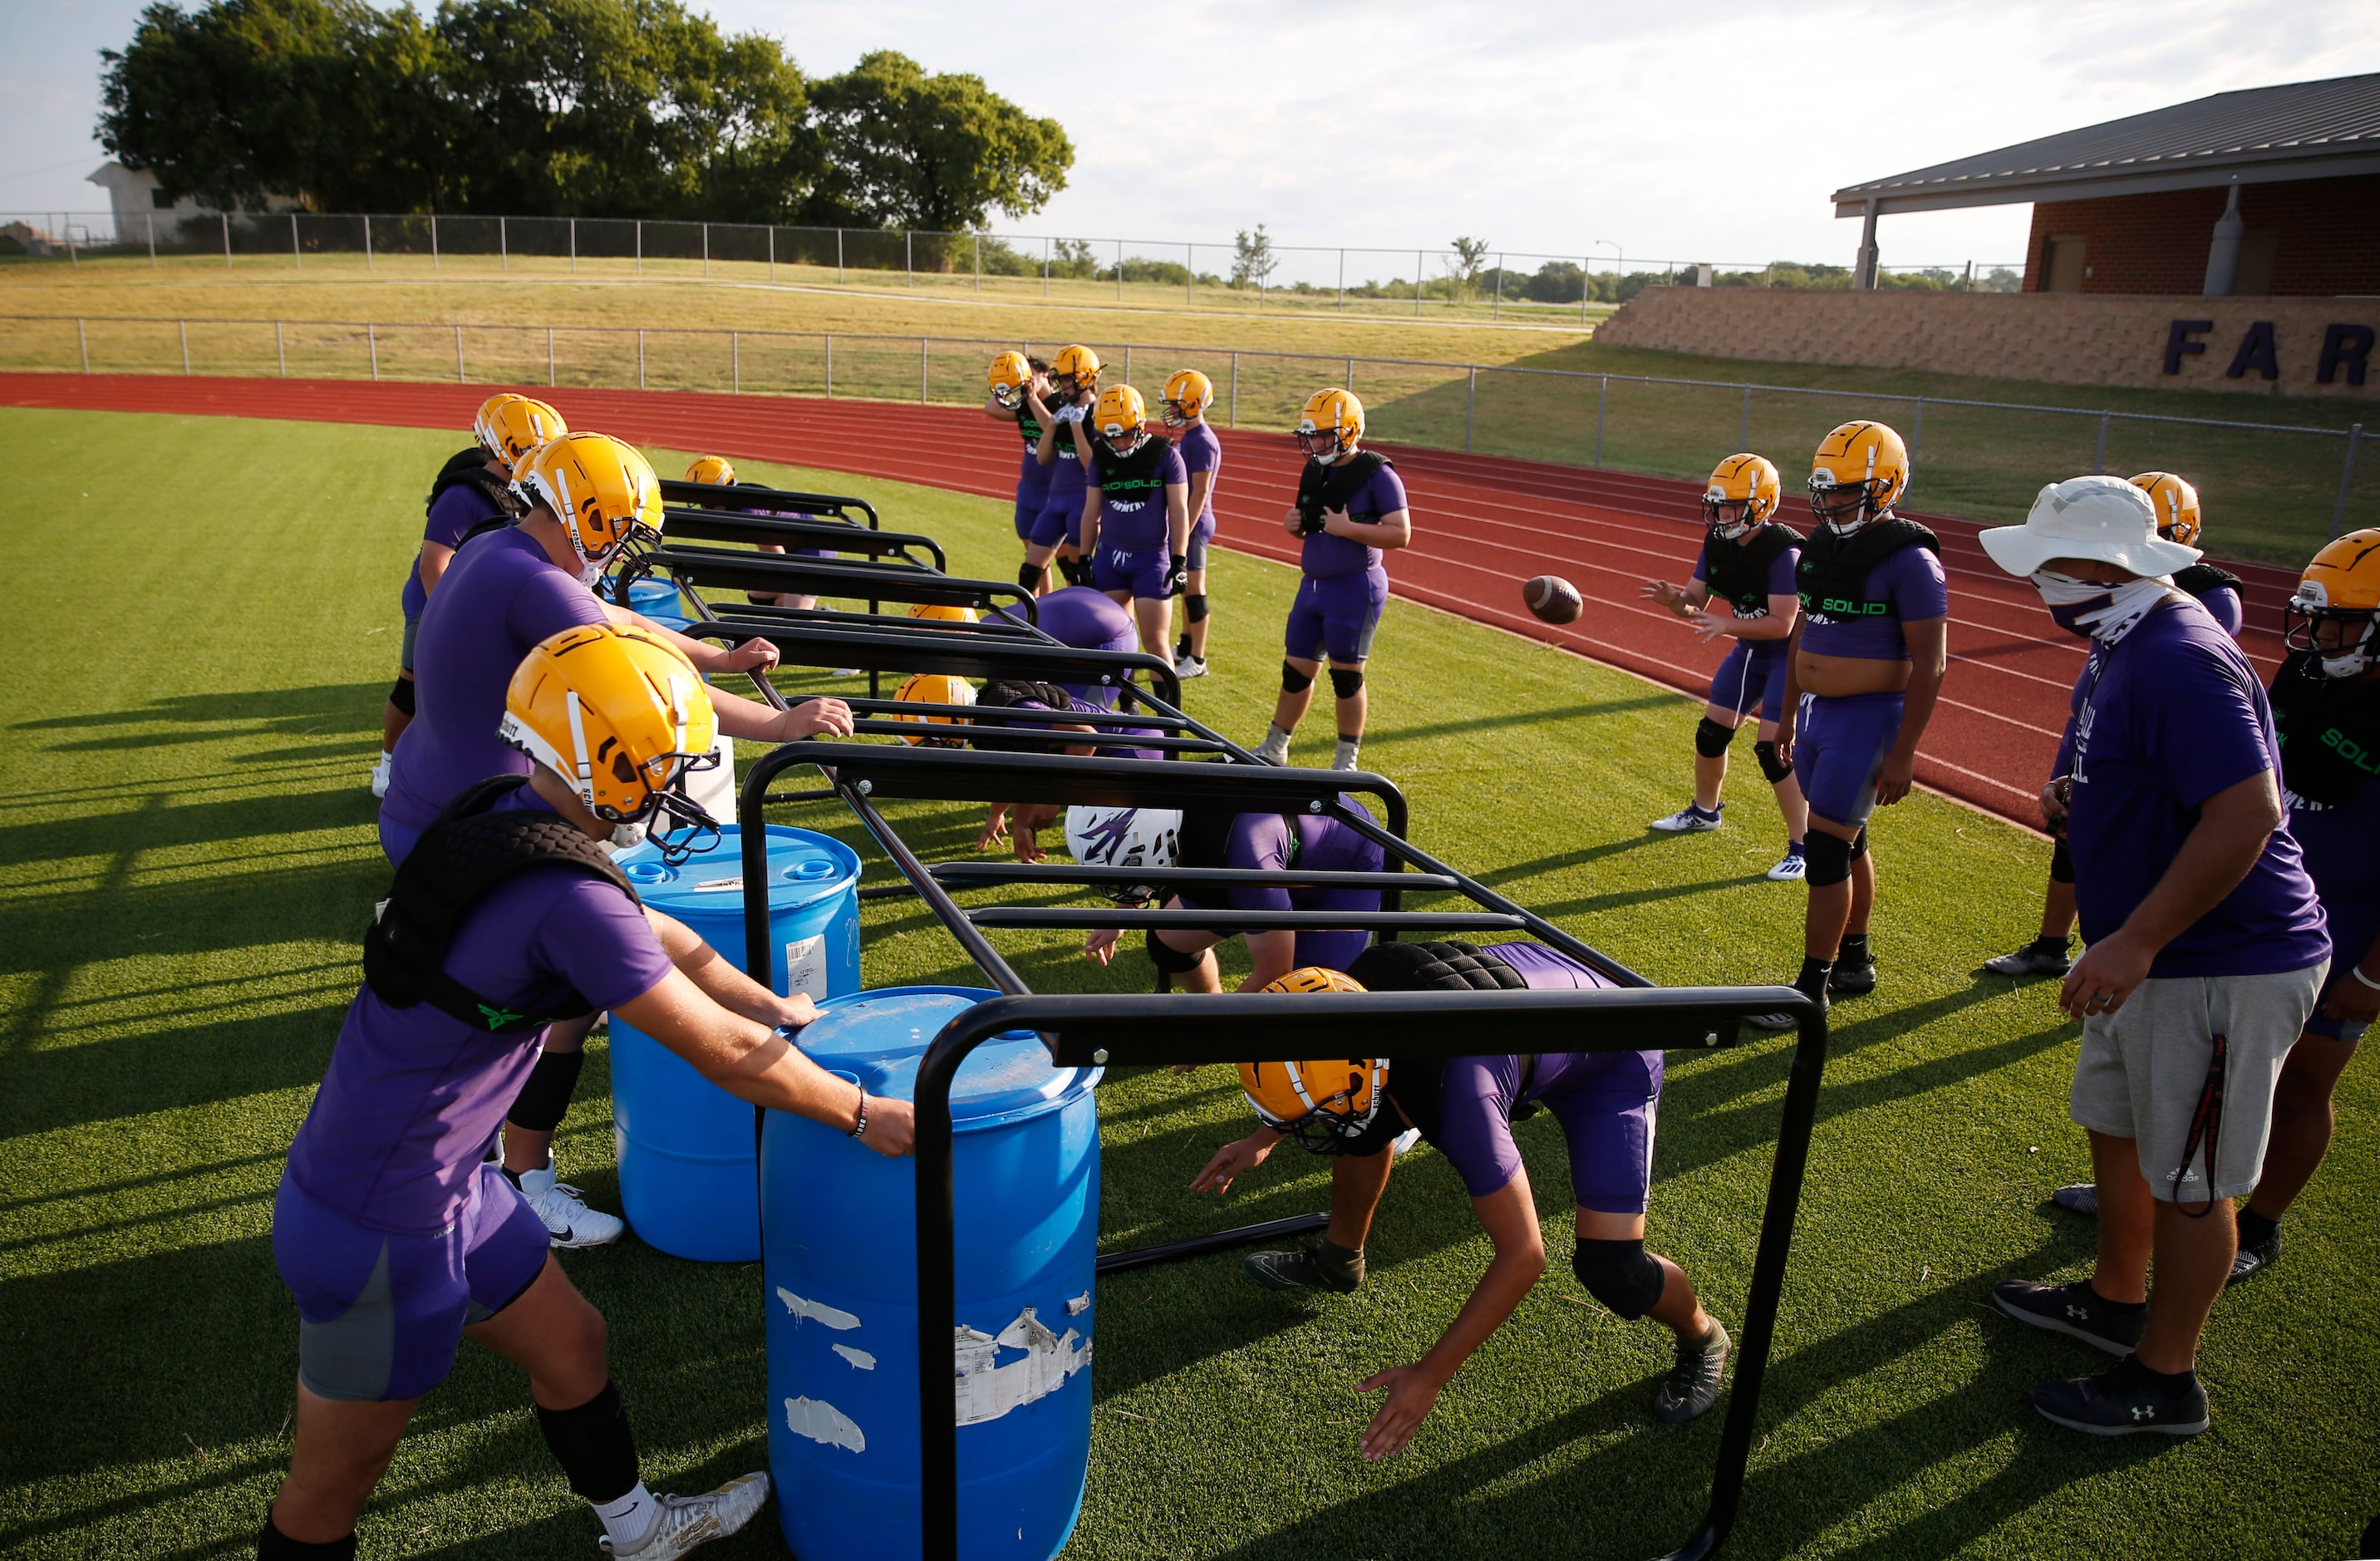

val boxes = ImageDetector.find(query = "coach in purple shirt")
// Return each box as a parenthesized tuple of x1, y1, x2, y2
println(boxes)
(1979, 475, 2328, 1440)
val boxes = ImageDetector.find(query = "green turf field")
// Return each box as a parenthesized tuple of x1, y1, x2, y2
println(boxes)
(0, 406, 2373, 1559)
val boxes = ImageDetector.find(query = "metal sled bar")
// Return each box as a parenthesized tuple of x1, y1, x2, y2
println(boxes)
(655, 477, 879, 529)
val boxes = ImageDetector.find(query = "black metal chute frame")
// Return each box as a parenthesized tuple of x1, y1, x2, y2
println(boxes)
(654, 476, 879, 530)
(733, 738, 1832, 1561)
(657, 510, 949, 574)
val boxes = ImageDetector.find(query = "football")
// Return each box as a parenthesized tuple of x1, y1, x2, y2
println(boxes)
(1521, 574, 1584, 625)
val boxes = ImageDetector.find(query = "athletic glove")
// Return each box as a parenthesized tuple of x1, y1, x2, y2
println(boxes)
(1168, 553, 1189, 598)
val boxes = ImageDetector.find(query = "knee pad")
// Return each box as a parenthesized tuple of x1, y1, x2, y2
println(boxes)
(1694, 716, 1737, 759)
(387, 674, 417, 716)
(1803, 830, 1854, 888)
(1186, 592, 1209, 623)
(1847, 826, 1869, 862)
(1329, 667, 1365, 700)
(1753, 739, 1790, 785)
(1572, 1238, 1665, 1321)
(1018, 561, 1045, 591)
(1280, 661, 1315, 694)
(1145, 927, 1207, 974)
(2049, 837, 2074, 884)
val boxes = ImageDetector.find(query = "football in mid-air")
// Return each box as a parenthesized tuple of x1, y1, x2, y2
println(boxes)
(1521, 574, 1583, 625)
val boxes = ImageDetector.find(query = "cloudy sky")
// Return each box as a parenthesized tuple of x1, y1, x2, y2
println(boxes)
(5, 0, 2375, 280)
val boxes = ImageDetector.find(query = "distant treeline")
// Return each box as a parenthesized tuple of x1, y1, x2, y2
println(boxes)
(97, 0, 1073, 229)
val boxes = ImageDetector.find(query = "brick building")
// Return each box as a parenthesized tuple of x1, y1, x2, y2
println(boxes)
(1829, 73, 2380, 298)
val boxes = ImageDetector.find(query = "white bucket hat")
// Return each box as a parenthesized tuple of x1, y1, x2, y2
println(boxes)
(1979, 475, 2203, 579)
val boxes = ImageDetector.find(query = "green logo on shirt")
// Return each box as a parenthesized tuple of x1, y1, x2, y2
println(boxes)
(477, 1002, 526, 1030)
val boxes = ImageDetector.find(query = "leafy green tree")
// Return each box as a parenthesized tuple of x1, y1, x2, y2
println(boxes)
(806, 50, 1070, 233)
(1230, 224, 1276, 289)
(1447, 236, 1490, 300)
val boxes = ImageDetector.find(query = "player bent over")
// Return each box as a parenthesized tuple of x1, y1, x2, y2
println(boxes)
(1193, 942, 1730, 1456)
(375, 394, 562, 797)
(968, 679, 1166, 862)
(1074, 384, 1191, 669)
(1020, 346, 1103, 595)
(1079, 803, 1385, 989)
(261, 625, 913, 1560)
(1988, 471, 2245, 979)
(381, 433, 853, 1247)
(1162, 370, 1224, 678)
(1750, 422, 1948, 1027)
(1641, 454, 1809, 879)
(1252, 390, 1413, 771)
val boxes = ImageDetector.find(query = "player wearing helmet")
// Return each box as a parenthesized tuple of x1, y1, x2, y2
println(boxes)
(381, 434, 854, 1248)
(1641, 454, 1810, 879)
(986, 352, 1055, 553)
(1162, 370, 1223, 678)
(1192, 941, 1728, 1456)
(260, 626, 912, 1561)
(1989, 470, 2246, 981)
(1748, 422, 1949, 1027)
(1019, 345, 1103, 594)
(968, 679, 1167, 861)
(374, 394, 566, 799)
(1072, 384, 1192, 668)
(1079, 802, 1386, 989)
(1253, 389, 1414, 771)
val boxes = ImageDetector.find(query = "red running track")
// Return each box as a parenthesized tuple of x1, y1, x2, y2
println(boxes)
(2, 372, 2299, 825)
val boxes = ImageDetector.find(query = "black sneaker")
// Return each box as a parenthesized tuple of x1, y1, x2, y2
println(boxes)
(1991, 1278, 2144, 1355)
(2227, 1226, 2281, 1286)
(1984, 940, 2073, 977)
(1827, 958, 1876, 997)
(2030, 1356, 2209, 1437)
(1746, 982, 1827, 1032)
(2051, 1183, 2100, 1217)
(1242, 1243, 1363, 1294)
(1651, 1319, 1731, 1423)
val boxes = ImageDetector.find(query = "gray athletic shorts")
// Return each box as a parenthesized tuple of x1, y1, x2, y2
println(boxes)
(2069, 961, 2326, 1204)
(399, 612, 420, 674)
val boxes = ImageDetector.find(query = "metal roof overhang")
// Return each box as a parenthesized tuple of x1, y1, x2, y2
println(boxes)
(1833, 146, 2380, 217)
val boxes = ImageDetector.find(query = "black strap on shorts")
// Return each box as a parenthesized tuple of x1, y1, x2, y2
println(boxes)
(2173, 1032, 2229, 1219)
(362, 776, 640, 1033)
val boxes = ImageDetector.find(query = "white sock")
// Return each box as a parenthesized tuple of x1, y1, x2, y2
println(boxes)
(594, 1481, 658, 1551)
(1333, 737, 1361, 770)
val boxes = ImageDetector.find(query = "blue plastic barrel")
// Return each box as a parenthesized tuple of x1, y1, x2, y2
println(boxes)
(761, 987, 1100, 1561)
(614, 574, 691, 632)
(607, 825, 861, 1261)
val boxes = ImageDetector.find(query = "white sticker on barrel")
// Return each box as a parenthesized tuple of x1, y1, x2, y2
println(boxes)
(694, 875, 742, 893)
(950, 1307, 1090, 1426)
(784, 1396, 865, 1453)
(784, 935, 829, 999)
(775, 1285, 861, 1331)
(832, 1343, 876, 1370)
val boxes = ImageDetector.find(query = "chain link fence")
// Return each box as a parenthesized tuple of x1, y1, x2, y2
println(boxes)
(5, 209, 2021, 325)
(3, 313, 2367, 565)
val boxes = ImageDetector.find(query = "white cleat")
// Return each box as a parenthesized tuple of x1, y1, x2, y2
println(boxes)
(369, 753, 392, 800)
(1390, 1127, 1423, 1156)
(602, 1473, 771, 1559)
(830, 667, 863, 678)
(1649, 805, 1724, 833)
(515, 1164, 625, 1249)
(1766, 849, 1807, 882)
(1175, 654, 1208, 680)
(1252, 726, 1291, 766)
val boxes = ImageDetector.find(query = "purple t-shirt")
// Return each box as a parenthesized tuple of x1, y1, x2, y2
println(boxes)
(381, 528, 610, 831)
(1090, 441, 1188, 555)
(287, 791, 674, 1234)
(1302, 462, 1409, 579)
(2065, 598, 2328, 977)
(1178, 422, 1222, 529)
(1215, 806, 1384, 910)
(1006, 696, 1164, 763)
(1797, 542, 1949, 661)
(1026, 585, 1136, 707)
(403, 481, 507, 618)
(2191, 582, 2244, 638)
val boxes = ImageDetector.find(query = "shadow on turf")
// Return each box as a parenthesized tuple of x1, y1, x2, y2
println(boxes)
(1366, 694, 1679, 749)
(12, 683, 388, 746)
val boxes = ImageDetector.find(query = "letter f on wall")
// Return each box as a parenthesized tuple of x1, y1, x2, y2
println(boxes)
(2164, 319, 2213, 377)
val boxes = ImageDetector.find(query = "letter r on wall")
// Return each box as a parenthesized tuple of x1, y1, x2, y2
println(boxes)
(2319, 324, 2375, 387)
(2164, 319, 2213, 376)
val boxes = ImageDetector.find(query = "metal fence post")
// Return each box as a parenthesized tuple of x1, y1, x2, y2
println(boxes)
(179, 318, 190, 375)
(1464, 367, 1476, 452)
(1910, 396, 1925, 466)
(1739, 384, 1751, 451)
(1493, 254, 1503, 320)
(570, 218, 577, 274)
(837, 229, 844, 284)
(1116, 238, 1124, 301)
(77, 318, 89, 372)
(921, 337, 929, 403)
(1043, 236, 1050, 298)
(1581, 259, 1591, 323)
(431, 213, 439, 270)
(1124, 346, 1133, 383)
(907, 230, 913, 288)
(702, 222, 710, 278)
(1345, 357, 1355, 389)
(1595, 375, 1607, 466)
(454, 323, 464, 382)
(501, 215, 509, 272)
(974, 234, 981, 293)
(1228, 352, 1239, 428)
(291, 211, 301, 268)
(145, 213, 156, 268)
(2334, 425, 2364, 539)
(221, 212, 231, 268)
(636, 220, 642, 276)
(1186, 243, 1193, 307)
(1415, 250, 1424, 317)
(637, 328, 645, 389)
(1338, 249, 1345, 311)
(547, 326, 555, 388)
(733, 330, 740, 394)
(2093, 411, 2109, 475)
(824, 333, 833, 397)
(363, 214, 372, 270)
(366, 323, 376, 381)
(769, 225, 776, 284)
